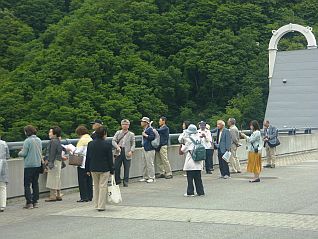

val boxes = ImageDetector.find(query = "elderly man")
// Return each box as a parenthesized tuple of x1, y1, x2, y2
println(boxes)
(263, 120, 279, 168)
(215, 120, 231, 179)
(139, 117, 156, 183)
(198, 121, 214, 174)
(112, 119, 136, 187)
(227, 118, 241, 173)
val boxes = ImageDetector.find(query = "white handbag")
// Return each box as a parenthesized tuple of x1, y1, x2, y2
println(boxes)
(107, 175, 122, 204)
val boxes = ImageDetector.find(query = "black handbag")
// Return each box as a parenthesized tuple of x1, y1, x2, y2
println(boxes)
(268, 138, 281, 148)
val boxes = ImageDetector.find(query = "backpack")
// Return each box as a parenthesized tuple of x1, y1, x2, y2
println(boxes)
(151, 128, 160, 149)
(189, 137, 206, 161)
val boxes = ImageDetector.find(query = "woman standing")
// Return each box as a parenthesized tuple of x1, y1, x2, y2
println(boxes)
(18, 125, 42, 209)
(0, 138, 10, 212)
(86, 126, 114, 211)
(72, 126, 93, 202)
(45, 126, 63, 202)
(241, 120, 263, 183)
(180, 124, 205, 197)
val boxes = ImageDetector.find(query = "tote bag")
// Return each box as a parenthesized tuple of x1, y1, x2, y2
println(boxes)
(107, 175, 122, 204)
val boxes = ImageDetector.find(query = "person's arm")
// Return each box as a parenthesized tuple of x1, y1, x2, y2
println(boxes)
(5, 142, 10, 159)
(48, 140, 58, 169)
(225, 130, 231, 151)
(107, 144, 114, 174)
(230, 128, 239, 145)
(18, 139, 29, 158)
(85, 143, 92, 173)
(268, 127, 277, 140)
(112, 131, 120, 150)
(247, 131, 260, 144)
(210, 128, 218, 134)
(130, 133, 136, 152)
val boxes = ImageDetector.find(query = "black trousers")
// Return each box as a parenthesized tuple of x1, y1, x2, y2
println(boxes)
(205, 149, 214, 172)
(24, 167, 40, 204)
(186, 170, 205, 196)
(77, 167, 93, 201)
(218, 151, 230, 177)
(115, 148, 131, 184)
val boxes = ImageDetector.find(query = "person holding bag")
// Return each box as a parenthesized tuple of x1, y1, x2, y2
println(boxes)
(0, 137, 10, 212)
(241, 120, 263, 183)
(18, 125, 42, 209)
(86, 126, 114, 212)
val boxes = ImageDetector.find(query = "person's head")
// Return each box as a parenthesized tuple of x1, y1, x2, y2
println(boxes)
(159, 116, 167, 127)
(186, 124, 198, 135)
(75, 125, 89, 137)
(263, 120, 270, 128)
(227, 118, 236, 127)
(90, 119, 103, 130)
(140, 117, 150, 128)
(198, 121, 206, 130)
(250, 120, 261, 131)
(121, 119, 130, 131)
(182, 121, 190, 130)
(95, 126, 107, 139)
(24, 125, 37, 137)
(49, 126, 62, 139)
(217, 120, 225, 130)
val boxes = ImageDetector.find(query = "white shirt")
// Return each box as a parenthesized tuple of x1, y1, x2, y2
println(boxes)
(198, 129, 212, 149)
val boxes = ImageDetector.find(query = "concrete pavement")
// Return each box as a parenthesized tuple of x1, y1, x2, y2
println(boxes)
(1, 151, 318, 239)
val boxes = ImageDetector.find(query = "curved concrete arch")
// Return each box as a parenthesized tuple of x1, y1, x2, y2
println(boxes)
(268, 23, 317, 83)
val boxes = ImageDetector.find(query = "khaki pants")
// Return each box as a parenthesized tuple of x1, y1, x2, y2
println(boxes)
(230, 146, 241, 172)
(91, 172, 110, 210)
(0, 182, 6, 208)
(155, 145, 172, 176)
(265, 145, 276, 166)
(142, 149, 155, 180)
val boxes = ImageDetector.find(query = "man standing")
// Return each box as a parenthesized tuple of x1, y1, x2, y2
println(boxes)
(263, 120, 279, 168)
(156, 116, 173, 179)
(90, 119, 103, 140)
(112, 119, 136, 187)
(227, 118, 241, 173)
(198, 121, 213, 174)
(215, 120, 231, 179)
(139, 117, 156, 183)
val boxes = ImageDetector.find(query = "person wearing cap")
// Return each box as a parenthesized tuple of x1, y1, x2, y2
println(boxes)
(227, 118, 241, 173)
(139, 117, 156, 183)
(180, 124, 205, 197)
(90, 119, 103, 140)
(198, 121, 214, 174)
(112, 119, 136, 187)
(156, 116, 173, 179)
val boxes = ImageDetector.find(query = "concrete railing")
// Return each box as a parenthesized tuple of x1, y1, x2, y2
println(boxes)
(7, 133, 318, 198)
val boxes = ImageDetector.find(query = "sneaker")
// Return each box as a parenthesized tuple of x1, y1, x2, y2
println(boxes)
(139, 178, 147, 182)
(0, 207, 4, 212)
(146, 179, 155, 183)
(23, 204, 34, 209)
(157, 174, 165, 179)
(165, 175, 173, 179)
(183, 193, 195, 197)
(263, 165, 271, 168)
(223, 175, 231, 179)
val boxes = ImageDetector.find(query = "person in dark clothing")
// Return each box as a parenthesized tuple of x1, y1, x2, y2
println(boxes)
(90, 119, 103, 140)
(86, 126, 114, 211)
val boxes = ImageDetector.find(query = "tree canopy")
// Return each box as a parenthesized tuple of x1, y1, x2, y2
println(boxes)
(0, 0, 317, 141)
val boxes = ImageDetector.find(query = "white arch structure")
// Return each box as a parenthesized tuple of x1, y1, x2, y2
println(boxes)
(268, 23, 317, 85)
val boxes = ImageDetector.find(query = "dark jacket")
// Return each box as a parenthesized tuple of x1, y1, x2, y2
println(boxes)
(157, 125, 169, 146)
(47, 137, 62, 169)
(216, 128, 231, 155)
(85, 138, 114, 174)
(142, 126, 155, 151)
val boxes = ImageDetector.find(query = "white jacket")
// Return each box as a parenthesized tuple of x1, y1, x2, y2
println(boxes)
(181, 133, 204, 171)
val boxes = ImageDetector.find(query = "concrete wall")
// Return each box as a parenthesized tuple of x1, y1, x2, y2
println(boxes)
(7, 134, 318, 198)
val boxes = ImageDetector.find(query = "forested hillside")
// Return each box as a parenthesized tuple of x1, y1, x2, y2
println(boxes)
(1, 0, 317, 141)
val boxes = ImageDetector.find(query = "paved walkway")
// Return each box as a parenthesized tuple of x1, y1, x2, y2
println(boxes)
(1, 151, 318, 239)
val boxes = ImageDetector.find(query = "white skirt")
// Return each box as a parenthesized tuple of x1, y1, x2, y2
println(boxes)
(46, 160, 62, 190)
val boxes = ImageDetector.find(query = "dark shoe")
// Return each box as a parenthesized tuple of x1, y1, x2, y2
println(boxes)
(157, 174, 165, 179)
(211, 168, 214, 171)
(33, 203, 39, 208)
(263, 165, 271, 168)
(56, 197, 63, 201)
(249, 178, 261, 183)
(271, 164, 276, 168)
(116, 181, 121, 185)
(23, 204, 34, 209)
(123, 182, 128, 187)
(165, 175, 173, 179)
(97, 209, 105, 212)
(206, 171, 212, 174)
(197, 194, 205, 197)
(237, 171, 242, 173)
(45, 198, 57, 202)
(77, 199, 89, 203)
(0, 208, 5, 212)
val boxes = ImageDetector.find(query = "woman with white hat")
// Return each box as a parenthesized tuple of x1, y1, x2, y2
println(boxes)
(180, 124, 205, 197)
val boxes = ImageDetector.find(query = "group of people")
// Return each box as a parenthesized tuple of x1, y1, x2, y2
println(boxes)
(0, 116, 279, 212)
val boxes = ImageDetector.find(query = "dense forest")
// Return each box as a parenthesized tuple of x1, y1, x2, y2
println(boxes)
(1, 0, 317, 141)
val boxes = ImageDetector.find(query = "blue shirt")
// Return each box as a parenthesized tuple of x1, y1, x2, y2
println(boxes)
(157, 125, 169, 146)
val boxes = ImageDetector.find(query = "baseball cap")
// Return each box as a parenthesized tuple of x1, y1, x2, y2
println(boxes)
(90, 119, 103, 125)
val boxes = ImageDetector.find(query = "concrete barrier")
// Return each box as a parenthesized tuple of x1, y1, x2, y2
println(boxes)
(7, 134, 318, 198)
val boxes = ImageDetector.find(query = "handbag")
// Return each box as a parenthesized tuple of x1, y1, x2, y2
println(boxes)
(251, 142, 259, 153)
(268, 138, 281, 148)
(107, 175, 122, 204)
(68, 154, 84, 166)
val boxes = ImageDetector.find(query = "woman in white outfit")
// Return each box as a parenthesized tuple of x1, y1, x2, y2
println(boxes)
(0, 139, 10, 212)
(180, 124, 205, 197)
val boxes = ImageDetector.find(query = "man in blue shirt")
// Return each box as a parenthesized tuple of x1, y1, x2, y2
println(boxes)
(139, 117, 156, 183)
(156, 116, 173, 179)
